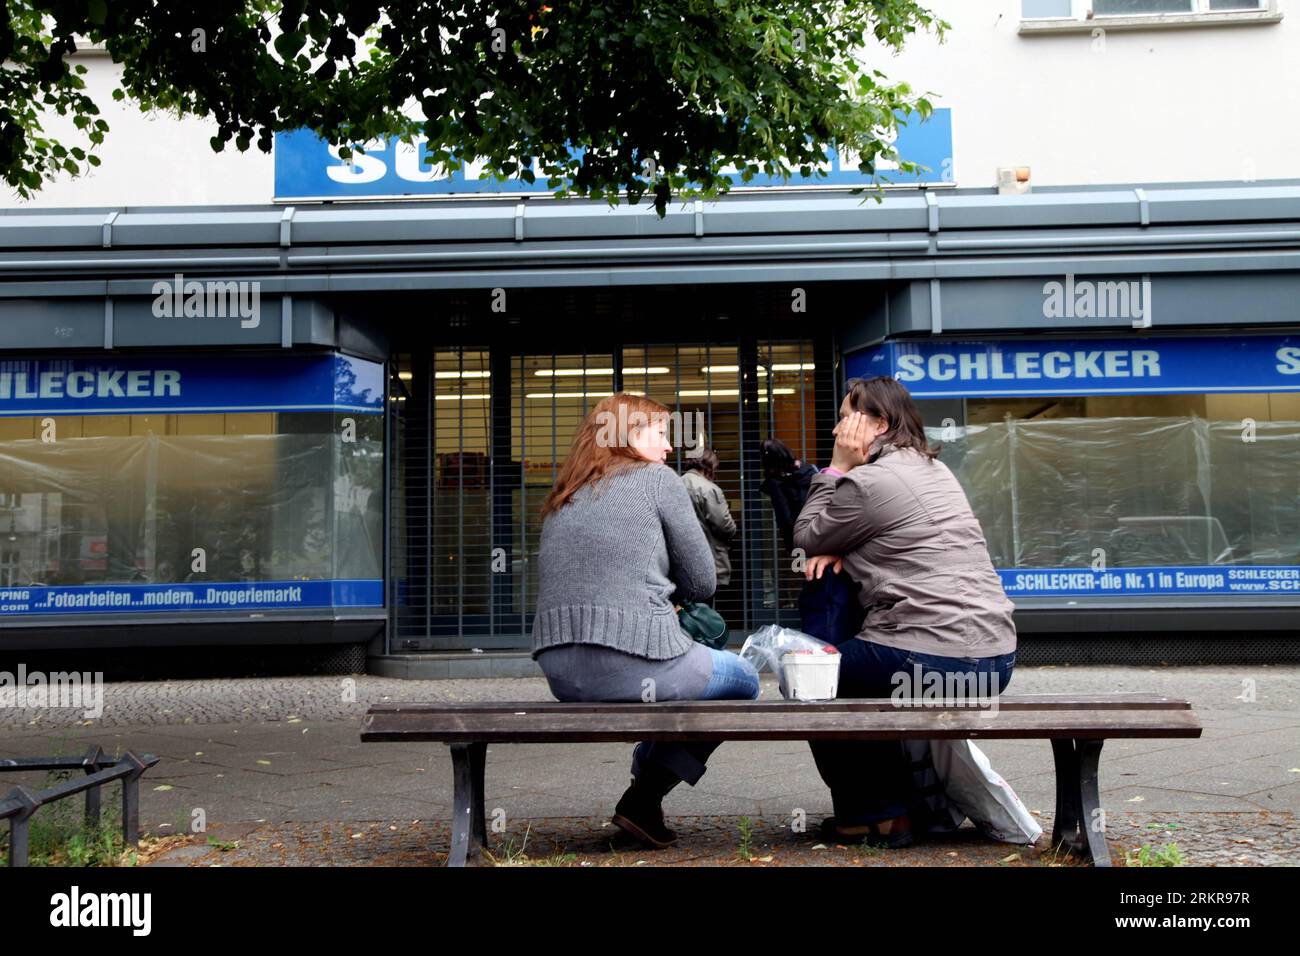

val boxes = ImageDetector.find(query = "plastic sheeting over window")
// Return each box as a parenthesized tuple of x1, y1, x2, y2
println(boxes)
(931, 416, 1300, 571)
(0, 415, 382, 594)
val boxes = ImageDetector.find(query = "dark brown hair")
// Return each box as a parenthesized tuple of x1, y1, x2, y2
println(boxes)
(844, 376, 939, 461)
(684, 446, 720, 481)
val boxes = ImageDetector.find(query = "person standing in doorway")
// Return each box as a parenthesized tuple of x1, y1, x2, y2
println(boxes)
(681, 446, 735, 606)
(759, 437, 818, 557)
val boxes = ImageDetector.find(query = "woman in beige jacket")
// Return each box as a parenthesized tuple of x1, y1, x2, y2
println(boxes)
(793, 376, 1017, 848)
(680, 446, 736, 593)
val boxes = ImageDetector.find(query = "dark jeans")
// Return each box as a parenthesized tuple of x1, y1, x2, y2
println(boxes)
(809, 639, 1016, 825)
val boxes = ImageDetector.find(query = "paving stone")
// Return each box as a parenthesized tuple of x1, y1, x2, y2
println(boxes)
(2, 664, 1296, 867)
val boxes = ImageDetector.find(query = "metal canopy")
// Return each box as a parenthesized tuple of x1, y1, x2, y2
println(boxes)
(1, 180, 1299, 296)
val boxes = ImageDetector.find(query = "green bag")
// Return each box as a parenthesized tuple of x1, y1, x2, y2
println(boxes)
(677, 601, 729, 650)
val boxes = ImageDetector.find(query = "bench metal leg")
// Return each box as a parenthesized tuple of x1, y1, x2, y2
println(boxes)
(1051, 738, 1110, 867)
(448, 742, 487, 867)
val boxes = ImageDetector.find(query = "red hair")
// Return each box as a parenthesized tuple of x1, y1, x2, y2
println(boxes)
(541, 392, 672, 516)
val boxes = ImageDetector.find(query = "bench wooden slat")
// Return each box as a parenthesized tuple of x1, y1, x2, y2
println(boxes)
(361, 706, 1203, 743)
(363, 694, 1192, 717)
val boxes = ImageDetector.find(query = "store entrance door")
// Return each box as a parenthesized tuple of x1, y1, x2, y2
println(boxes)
(388, 336, 829, 652)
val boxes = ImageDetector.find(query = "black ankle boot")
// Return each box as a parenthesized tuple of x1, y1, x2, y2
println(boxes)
(612, 773, 679, 848)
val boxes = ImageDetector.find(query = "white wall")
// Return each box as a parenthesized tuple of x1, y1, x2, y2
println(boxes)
(14, 54, 273, 208)
(879, 0, 1300, 187)
(11, 2, 1300, 208)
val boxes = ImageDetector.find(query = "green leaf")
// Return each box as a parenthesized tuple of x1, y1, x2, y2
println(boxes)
(0, 0, 947, 218)
(274, 31, 306, 61)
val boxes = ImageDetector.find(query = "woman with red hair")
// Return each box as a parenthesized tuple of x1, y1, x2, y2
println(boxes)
(533, 392, 760, 849)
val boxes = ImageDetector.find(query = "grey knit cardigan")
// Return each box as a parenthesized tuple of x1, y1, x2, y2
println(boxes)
(531, 462, 717, 660)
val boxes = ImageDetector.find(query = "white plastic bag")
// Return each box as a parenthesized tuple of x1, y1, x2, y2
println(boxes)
(903, 740, 967, 836)
(929, 739, 1043, 846)
(738, 624, 840, 700)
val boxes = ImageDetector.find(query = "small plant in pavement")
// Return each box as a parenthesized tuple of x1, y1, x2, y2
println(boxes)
(737, 816, 755, 860)
(1125, 842, 1184, 867)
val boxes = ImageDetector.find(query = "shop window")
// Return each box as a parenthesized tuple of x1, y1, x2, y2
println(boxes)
(1, 547, 18, 587)
(0, 410, 382, 590)
(928, 393, 1300, 596)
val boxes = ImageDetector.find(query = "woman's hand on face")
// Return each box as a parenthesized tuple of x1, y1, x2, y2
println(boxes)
(804, 554, 844, 581)
(830, 412, 872, 472)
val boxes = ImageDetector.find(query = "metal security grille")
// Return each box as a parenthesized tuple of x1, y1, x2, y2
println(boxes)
(389, 339, 828, 650)
(511, 351, 616, 628)
(389, 347, 498, 648)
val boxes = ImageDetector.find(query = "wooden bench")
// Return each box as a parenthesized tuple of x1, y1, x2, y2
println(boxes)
(361, 693, 1202, 867)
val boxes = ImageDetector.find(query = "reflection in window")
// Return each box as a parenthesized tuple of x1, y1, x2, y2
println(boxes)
(930, 394, 1300, 572)
(0, 411, 382, 589)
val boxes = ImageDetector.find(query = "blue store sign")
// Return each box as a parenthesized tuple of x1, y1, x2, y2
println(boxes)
(274, 110, 953, 199)
(0, 353, 384, 416)
(846, 334, 1300, 399)
(0, 580, 384, 615)
(1000, 566, 1300, 598)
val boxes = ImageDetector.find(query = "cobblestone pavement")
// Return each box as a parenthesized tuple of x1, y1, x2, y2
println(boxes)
(0, 674, 551, 729)
(2, 663, 1296, 729)
(2, 665, 1297, 866)
(142, 810, 1292, 867)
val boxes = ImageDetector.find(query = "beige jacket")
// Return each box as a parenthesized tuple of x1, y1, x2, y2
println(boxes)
(793, 443, 1016, 658)
(681, 469, 736, 586)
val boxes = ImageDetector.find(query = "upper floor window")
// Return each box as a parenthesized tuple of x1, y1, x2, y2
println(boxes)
(1023, 0, 1266, 18)
(1021, 0, 1276, 30)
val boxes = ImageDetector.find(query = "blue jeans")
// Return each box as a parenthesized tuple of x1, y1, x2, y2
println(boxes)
(633, 648, 760, 787)
(700, 647, 762, 700)
(809, 639, 1015, 825)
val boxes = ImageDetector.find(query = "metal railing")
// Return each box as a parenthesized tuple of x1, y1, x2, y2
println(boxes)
(0, 747, 159, 867)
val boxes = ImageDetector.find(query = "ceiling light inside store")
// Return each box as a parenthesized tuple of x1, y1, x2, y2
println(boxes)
(397, 371, 490, 380)
(525, 391, 647, 399)
(533, 367, 668, 377)
(678, 388, 796, 398)
(698, 363, 814, 374)
(699, 366, 769, 377)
